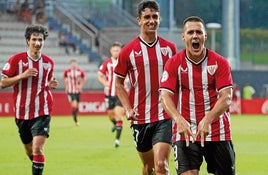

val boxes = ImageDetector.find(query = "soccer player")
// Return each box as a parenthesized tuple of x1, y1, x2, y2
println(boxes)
(98, 41, 125, 147)
(63, 59, 86, 126)
(159, 16, 236, 175)
(114, 1, 177, 174)
(0, 24, 58, 175)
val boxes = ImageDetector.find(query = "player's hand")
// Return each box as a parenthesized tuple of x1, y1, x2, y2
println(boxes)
(49, 77, 58, 89)
(175, 116, 195, 147)
(125, 108, 139, 121)
(195, 117, 210, 147)
(21, 68, 38, 79)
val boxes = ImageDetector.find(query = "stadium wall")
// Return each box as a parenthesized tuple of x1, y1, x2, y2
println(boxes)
(1, 91, 268, 117)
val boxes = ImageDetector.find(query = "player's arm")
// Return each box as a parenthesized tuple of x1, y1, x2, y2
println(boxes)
(160, 89, 195, 146)
(1, 68, 38, 89)
(97, 72, 109, 87)
(196, 87, 233, 146)
(115, 75, 138, 120)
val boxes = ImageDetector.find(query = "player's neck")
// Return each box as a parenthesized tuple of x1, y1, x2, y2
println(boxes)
(27, 50, 41, 60)
(139, 32, 157, 44)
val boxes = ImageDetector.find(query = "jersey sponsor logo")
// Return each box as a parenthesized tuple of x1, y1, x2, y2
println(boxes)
(180, 67, 188, 73)
(22, 62, 28, 67)
(161, 71, 169, 82)
(134, 50, 142, 57)
(207, 64, 218, 75)
(2, 63, 10, 71)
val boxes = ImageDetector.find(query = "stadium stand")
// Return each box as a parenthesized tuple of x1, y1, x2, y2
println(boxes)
(0, 11, 102, 91)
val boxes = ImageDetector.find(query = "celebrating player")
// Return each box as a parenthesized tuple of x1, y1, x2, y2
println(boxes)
(114, 1, 177, 174)
(160, 16, 236, 175)
(1, 24, 58, 175)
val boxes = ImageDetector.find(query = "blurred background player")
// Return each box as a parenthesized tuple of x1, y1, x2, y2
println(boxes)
(63, 59, 86, 126)
(114, 1, 177, 174)
(0, 24, 58, 175)
(98, 41, 125, 147)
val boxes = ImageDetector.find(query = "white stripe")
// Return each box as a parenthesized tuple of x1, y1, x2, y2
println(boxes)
(187, 60, 197, 135)
(129, 51, 139, 125)
(140, 43, 151, 123)
(176, 65, 182, 141)
(16, 61, 23, 119)
(202, 59, 212, 141)
(155, 42, 164, 120)
(24, 59, 33, 120)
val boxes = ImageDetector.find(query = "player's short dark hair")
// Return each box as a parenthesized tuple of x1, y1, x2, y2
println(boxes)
(137, 0, 160, 18)
(111, 41, 122, 48)
(183, 16, 205, 27)
(24, 24, 49, 40)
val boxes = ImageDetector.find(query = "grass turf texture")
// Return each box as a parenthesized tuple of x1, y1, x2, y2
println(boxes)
(0, 115, 268, 175)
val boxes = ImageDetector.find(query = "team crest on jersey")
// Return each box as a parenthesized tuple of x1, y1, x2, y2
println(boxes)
(207, 64, 218, 75)
(161, 71, 169, 82)
(134, 50, 142, 57)
(160, 47, 168, 56)
(43, 63, 51, 70)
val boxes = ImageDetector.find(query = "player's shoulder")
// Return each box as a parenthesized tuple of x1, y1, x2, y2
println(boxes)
(41, 54, 54, 63)
(8, 52, 27, 62)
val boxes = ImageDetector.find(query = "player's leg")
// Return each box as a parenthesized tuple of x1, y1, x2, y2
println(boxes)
(31, 115, 51, 175)
(203, 141, 236, 175)
(16, 119, 33, 160)
(72, 93, 80, 126)
(32, 135, 46, 175)
(113, 97, 125, 147)
(105, 96, 116, 131)
(173, 141, 202, 175)
(138, 150, 155, 175)
(131, 123, 155, 174)
(152, 119, 172, 175)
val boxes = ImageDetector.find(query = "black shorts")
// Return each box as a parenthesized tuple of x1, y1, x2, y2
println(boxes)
(105, 96, 122, 110)
(130, 119, 172, 152)
(173, 141, 236, 175)
(68, 93, 80, 102)
(15, 115, 51, 144)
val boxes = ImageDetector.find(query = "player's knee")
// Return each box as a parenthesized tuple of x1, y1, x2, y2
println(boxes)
(142, 163, 155, 175)
(155, 159, 169, 174)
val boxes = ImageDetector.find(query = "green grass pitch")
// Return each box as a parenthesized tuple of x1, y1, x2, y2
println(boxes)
(0, 114, 268, 175)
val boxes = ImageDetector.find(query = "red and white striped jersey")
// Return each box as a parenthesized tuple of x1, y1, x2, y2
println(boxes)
(98, 57, 117, 96)
(114, 36, 177, 124)
(1, 52, 55, 120)
(159, 49, 233, 142)
(63, 68, 86, 94)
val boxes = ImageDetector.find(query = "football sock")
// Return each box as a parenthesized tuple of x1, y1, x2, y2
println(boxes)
(115, 120, 123, 140)
(72, 108, 78, 122)
(32, 155, 45, 175)
(112, 119, 116, 125)
(28, 155, 33, 161)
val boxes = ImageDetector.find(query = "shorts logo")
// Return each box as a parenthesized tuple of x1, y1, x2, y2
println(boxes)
(44, 127, 48, 132)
